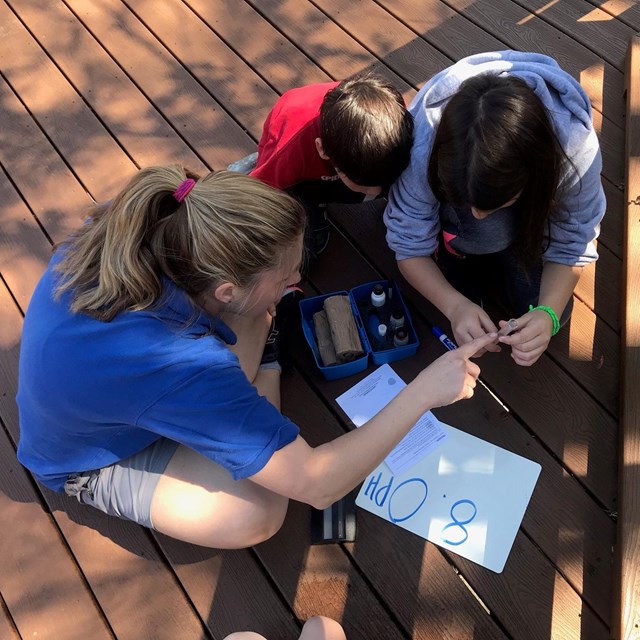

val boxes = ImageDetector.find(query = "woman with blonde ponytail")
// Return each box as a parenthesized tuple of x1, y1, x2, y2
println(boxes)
(17, 165, 494, 548)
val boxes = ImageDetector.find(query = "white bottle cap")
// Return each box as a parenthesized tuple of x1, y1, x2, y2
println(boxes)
(378, 323, 388, 337)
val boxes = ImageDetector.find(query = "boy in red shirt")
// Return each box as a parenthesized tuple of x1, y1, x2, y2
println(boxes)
(248, 73, 414, 258)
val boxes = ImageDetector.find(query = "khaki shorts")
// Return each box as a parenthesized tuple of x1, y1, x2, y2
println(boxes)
(63, 438, 179, 529)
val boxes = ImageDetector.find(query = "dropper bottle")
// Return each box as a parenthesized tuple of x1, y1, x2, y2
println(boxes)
(389, 310, 405, 332)
(370, 284, 386, 308)
(393, 328, 409, 347)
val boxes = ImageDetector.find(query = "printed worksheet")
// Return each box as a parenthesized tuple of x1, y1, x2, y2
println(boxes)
(336, 364, 447, 475)
(338, 364, 541, 573)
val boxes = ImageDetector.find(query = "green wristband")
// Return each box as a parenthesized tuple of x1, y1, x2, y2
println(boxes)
(529, 305, 560, 336)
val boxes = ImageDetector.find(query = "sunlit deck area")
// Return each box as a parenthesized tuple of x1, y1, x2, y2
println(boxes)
(1, 1, 639, 638)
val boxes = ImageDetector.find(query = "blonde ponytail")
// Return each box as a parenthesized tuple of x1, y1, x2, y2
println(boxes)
(54, 166, 305, 321)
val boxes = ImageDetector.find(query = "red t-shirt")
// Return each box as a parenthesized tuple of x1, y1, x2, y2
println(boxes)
(251, 81, 341, 190)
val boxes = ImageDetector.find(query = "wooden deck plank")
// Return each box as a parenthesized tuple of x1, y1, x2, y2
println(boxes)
(63, 0, 269, 153)
(429, 0, 625, 125)
(583, 0, 640, 32)
(0, 595, 20, 640)
(275, 0, 453, 86)
(56, 0, 252, 164)
(0, 161, 57, 312)
(331, 202, 619, 508)
(7, 0, 209, 175)
(255, 500, 408, 639)
(248, 0, 415, 95)
(171, 0, 331, 90)
(0, 1, 135, 201)
(514, 0, 635, 69)
(602, 178, 625, 259)
(545, 295, 619, 417)
(0, 80, 89, 239)
(575, 243, 621, 331)
(308, 216, 614, 625)
(616, 30, 640, 640)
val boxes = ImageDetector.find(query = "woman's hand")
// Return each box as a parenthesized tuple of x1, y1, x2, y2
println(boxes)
(498, 309, 553, 366)
(413, 333, 498, 408)
(449, 299, 500, 356)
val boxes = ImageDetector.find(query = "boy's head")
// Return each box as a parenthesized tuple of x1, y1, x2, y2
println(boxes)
(316, 73, 414, 193)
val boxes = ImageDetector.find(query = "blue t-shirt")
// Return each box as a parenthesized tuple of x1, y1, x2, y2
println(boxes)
(16, 253, 299, 492)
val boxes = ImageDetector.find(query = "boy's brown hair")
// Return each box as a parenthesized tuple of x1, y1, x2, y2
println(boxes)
(319, 72, 414, 188)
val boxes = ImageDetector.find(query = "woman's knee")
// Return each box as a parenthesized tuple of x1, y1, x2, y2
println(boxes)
(195, 496, 288, 548)
(235, 491, 288, 547)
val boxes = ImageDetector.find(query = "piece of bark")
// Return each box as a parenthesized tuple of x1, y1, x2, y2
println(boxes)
(323, 295, 364, 363)
(313, 310, 338, 366)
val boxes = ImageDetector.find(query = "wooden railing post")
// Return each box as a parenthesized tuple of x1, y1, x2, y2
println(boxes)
(617, 31, 640, 640)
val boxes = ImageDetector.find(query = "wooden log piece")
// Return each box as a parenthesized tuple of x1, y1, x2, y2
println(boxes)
(312, 310, 338, 366)
(323, 295, 364, 363)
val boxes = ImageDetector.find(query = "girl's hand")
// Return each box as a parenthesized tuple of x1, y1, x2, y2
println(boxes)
(498, 309, 553, 366)
(414, 333, 498, 408)
(450, 299, 500, 356)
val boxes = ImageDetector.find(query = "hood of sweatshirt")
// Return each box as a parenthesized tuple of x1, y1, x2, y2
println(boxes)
(412, 50, 594, 152)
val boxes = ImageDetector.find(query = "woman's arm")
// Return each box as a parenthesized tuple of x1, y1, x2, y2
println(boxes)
(249, 333, 497, 508)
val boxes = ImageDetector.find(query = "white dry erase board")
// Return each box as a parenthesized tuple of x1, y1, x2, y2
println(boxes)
(339, 365, 541, 573)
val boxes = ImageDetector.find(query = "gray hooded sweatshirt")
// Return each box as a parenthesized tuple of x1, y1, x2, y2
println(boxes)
(384, 51, 605, 266)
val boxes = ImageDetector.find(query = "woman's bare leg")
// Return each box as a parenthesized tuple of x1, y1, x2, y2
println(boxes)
(150, 445, 288, 548)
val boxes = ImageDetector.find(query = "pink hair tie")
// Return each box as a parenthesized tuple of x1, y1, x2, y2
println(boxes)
(173, 178, 196, 203)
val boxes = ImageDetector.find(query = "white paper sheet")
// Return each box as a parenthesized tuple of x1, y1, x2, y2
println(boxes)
(336, 364, 448, 475)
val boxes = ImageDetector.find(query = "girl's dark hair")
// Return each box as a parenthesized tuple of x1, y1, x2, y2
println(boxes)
(428, 74, 567, 263)
(320, 72, 414, 188)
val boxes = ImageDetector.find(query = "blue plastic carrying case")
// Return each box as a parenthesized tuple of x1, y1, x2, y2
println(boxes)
(299, 280, 420, 380)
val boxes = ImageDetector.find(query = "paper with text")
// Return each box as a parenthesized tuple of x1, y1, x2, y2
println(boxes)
(336, 364, 447, 475)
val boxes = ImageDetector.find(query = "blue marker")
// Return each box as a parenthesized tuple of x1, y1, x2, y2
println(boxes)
(432, 326, 457, 351)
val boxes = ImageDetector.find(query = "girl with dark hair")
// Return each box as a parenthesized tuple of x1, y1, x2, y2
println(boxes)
(385, 51, 605, 366)
(17, 165, 494, 548)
